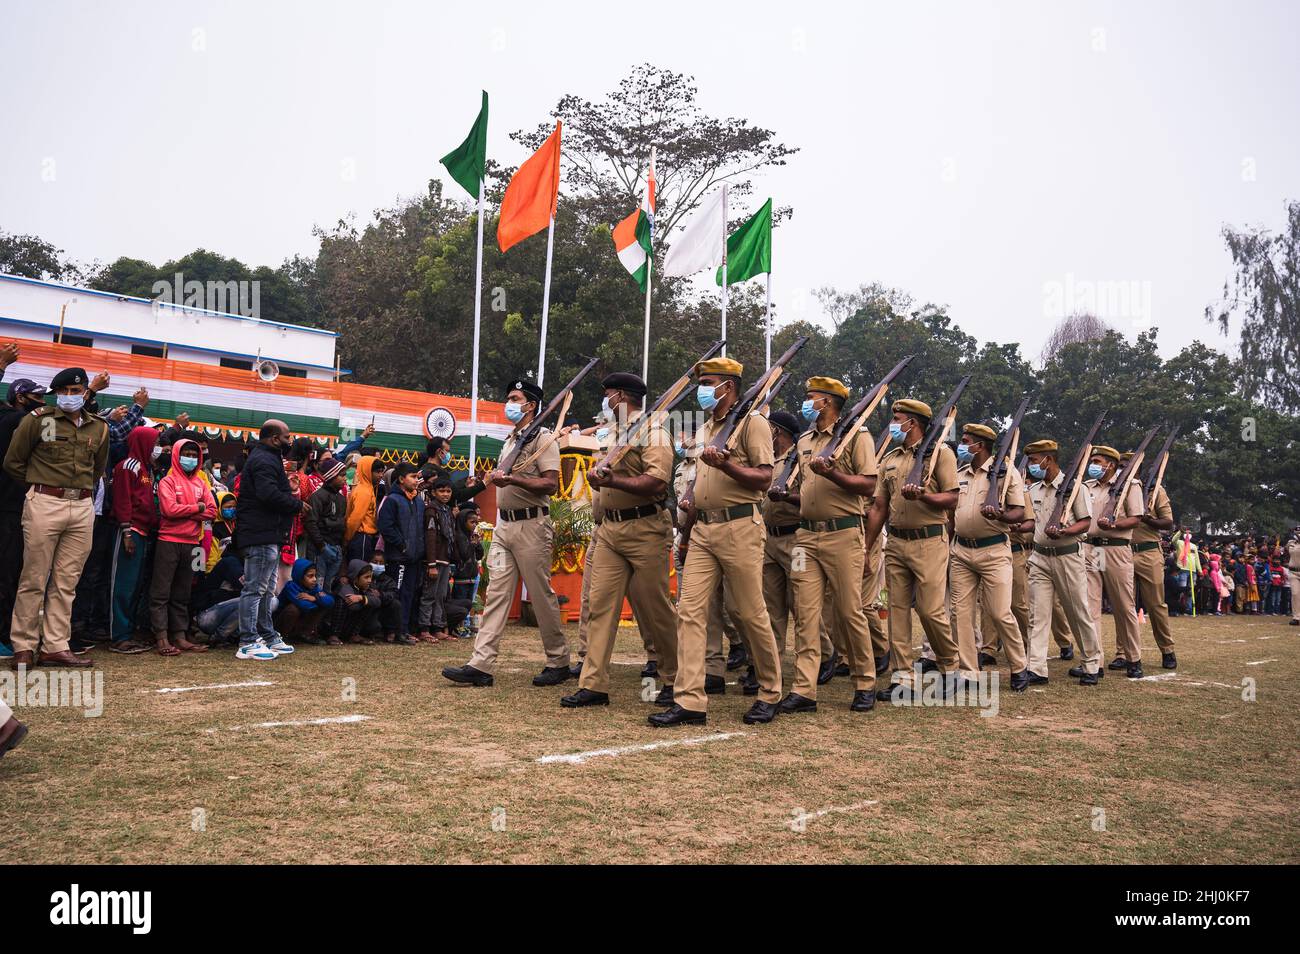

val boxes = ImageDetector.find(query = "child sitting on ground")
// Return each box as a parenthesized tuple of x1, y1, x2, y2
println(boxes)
(330, 559, 381, 645)
(274, 558, 335, 644)
(369, 551, 412, 644)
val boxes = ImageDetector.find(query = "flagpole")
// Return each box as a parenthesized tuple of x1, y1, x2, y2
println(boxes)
(538, 214, 555, 388)
(764, 272, 772, 371)
(469, 180, 485, 474)
(641, 256, 652, 400)
(720, 185, 728, 357)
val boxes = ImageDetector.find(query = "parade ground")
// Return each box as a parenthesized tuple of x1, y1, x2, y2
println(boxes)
(4, 613, 1296, 865)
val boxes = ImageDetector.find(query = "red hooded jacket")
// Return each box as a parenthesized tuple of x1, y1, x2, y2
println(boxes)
(157, 438, 216, 544)
(111, 426, 161, 535)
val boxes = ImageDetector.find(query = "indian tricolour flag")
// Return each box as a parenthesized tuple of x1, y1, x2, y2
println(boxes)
(612, 152, 656, 292)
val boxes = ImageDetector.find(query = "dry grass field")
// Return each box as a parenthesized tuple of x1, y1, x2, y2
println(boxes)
(2, 611, 1297, 864)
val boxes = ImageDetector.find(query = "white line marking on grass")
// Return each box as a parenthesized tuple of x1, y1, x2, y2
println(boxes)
(537, 731, 750, 765)
(145, 680, 276, 694)
(1246, 659, 1277, 666)
(1257, 635, 1277, 640)
(207, 714, 372, 733)
(790, 800, 880, 827)
(1132, 672, 1180, 682)
(1216, 639, 1246, 644)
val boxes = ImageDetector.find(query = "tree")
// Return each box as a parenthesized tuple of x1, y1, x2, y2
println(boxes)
(1038, 312, 1114, 365)
(1207, 199, 1300, 414)
(0, 230, 87, 282)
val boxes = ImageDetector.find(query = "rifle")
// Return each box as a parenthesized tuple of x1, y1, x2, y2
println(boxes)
(592, 341, 724, 476)
(983, 396, 1032, 510)
(498, 356, 600, 475)
(904, 375, 971, 487)
(1044, 411, 1108, 533)
(1142, 425, 1179, 511)
(873, 422, 893, 468)
(1099, 426, 1160, 524)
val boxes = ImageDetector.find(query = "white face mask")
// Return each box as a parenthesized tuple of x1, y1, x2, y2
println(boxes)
(151, 446, 163, 462)
(56, 393, 85, 414)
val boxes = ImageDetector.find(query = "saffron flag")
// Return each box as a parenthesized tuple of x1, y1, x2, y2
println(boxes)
(716, 198, 772, 286)
(440, 91, 489, 200)
(612, 155, 656, 292)
(498, 122, 562, 253)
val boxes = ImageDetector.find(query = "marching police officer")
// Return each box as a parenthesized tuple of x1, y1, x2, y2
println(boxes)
(1084, 445, 1146, 678)
(1122, 450, 1177, 668)
(4, 367, 106, 669)
(761, 410, 804, 655)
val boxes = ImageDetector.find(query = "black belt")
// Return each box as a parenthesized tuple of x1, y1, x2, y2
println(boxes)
(696, 503, 755, 525)
(892, 524, 945, 541)
(1131, 540, 1160, 553)
(799, 515, 862, 534)
(1033, 542, 1081, 557)
(1088, 536, 1131, 547)
(500, 505, 549, 522)
(767, 523, 799, 537)
(1010, 543, 1025, 554)
(955, 532, 1007, 549)
(604, 502, 664, 523)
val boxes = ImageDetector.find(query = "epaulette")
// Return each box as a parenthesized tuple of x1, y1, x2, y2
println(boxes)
(30, 405, 56, 417)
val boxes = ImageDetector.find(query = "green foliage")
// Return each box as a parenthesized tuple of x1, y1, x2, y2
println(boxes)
(548, 497, 593, 562)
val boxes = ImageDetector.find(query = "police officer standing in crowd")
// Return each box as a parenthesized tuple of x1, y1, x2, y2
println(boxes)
(1124, 449, 1178, 667)
(4, 367, 106, 669)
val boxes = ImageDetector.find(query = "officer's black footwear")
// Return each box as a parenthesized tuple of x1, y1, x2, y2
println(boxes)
(560, 688, 610, 708)
(725, 645, 748, 671)
(1069, 664, 1102, 680)
(704, 674, 726, 695)
(1107, 656, 1128, 671)
(817, 652, 839, 685)
(1077, 670, 1100, 686)
(647, 704, 706, 728)
(1026, 672, 1049, 686)
(1126, 662, 1145, 679)
(1161, 652, 1177, 669)
(877, 683, 912, 703)
(834, 661, 850, 676)
(640, 659, 658, 678)
(918, 657, 939, 674)
(1009, 670, 1030, 692)
(778, 692, 817, 714)
(532, 666, 574, 687)
(442, 664, 493, 687)
(978, 652, 998, 669)
(849, 690, 876, 712)
(740, 665, 759, 696)
(874, 654, 890, 676)
(1059, 645, 1074, 661)
(653, 685, 675, 707)
(742, 700, 779, 724)
(568, 662, 584, 679)
(1290, 619, 1300, 626)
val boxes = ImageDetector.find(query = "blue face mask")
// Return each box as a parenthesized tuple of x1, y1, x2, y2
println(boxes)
(673, 442, 685, 458)
(696, 385, 718, 411)
(1087, 463, 1104, 480)
(1028, 463, 1046, 480)
(956, 444, 974, 464)
(595, 427, 610, 442)
(221, 507, 236, 520)
(439, 451, 451, 466)
(370, 563, 384, 576)
(179, 456, 199, 473)
(889, 422, 907, 443)
(504, 401, 525, 423)
(800, 399, 818, 422)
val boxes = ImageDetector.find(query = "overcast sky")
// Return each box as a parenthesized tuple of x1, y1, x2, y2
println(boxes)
(3, 0, 1297, 363)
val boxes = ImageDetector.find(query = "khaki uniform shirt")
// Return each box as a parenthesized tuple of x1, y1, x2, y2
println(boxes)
(498, 426, 560, 511)
(1132, 484, 1172, 545)
(796, 425, 877, 521)
(954, 458, 1025, 539)
(763, 447, 802, 527)
(1029, 470, 1091, 546)
(877, 442, 959, 530)
(692, 411, 774, 511)
(1286, 538, 1300, 572)
(596, 412, 672, 513)
(1086, 475, 1144, 540)
(3, 406, 109, 492)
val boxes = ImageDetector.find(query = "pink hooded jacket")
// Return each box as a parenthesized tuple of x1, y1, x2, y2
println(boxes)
(157, 438, 216, 544)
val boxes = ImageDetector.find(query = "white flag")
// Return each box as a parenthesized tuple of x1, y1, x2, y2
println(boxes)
(663, 188, 726, 277)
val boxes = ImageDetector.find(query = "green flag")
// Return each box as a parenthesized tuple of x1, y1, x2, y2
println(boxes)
(441, 91, 489, 200)
(716, 197, 772, 286)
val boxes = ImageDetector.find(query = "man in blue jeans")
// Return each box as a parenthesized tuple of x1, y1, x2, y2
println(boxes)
(234, 420, 307, 660)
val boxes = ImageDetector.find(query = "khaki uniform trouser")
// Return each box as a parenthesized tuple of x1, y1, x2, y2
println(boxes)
(952, 540, 1025, 674)
(1086, 543, 1140, 662)
(827, 533, 886, 660)
(577, 529, 657, 663)
(792, 525, 876, 698)
(11, 490, 94, 655)
(1010, 547, 1074, 648)
(1027, 548, 1102, 677)
(1292, 572, 1300, 621)
(469, 515, 569, 674)
(579, 510, 676, 694)
(1131, 546, 1175, 652)
(675, 514, 779, 711)
(885, 533, 957, 676)
(764, 530, 839, 657)
(0, 695, 11, 722)
(678, 545, 736, 676)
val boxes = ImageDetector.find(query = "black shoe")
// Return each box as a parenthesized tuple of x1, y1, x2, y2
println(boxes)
(742, 700, 779, 724)
(1107, 656, 1128, 671)
(740, 665, 759, 696)
(1069, 664, 1103, 680)
(653, 685, 675, 707)
(704, 674, 726, 695)
(978, 652, 998, 669)
(647, 704, 706, 728)
(1009, 670, 1030, 692)
(918, 657, 939, 674)
(1026, 672, 1049, 686)
(834, 661, 850, 676)
(1077, 670, 1099, 686)
(1290, 619, 1299, 626)
(560, 688, 610, 708)
(1161, 652, 1177, 670)
(778, 692, 817, 714)
(640, 659, 658, 678)
(877, 683, 912, 704)
(568, 662, 584, 679)
(532, 666, 574, 687)
(1126, 663, 1145, 679)
(1059, 645, 1074, 661)
(874, 654, 890, 676)
(442, 664, 493, 687)
(817, 653, 839, 685)
(725, 645, 748, 671)
(69, 638, 96, 655)
(849, 690, 876, 712)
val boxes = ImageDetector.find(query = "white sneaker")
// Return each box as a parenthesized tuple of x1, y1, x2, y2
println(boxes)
(236, 639, 278, 661)
(265, 636, 295, 655)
